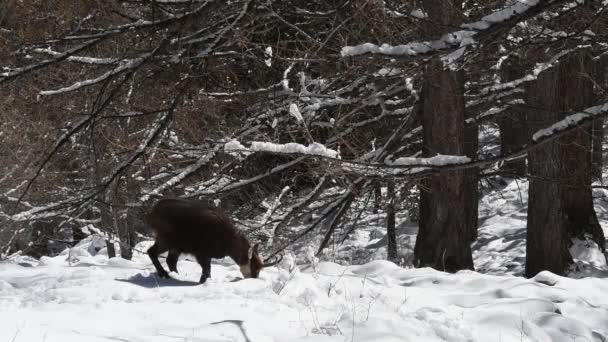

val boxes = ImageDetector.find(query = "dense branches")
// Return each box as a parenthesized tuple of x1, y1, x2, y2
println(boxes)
(1, 0, 607, 273)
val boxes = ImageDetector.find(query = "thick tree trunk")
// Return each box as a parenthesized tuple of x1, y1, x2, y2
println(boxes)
(414, 0, 474, 272)
(526, 51, 606, 277)
(591, 118, 603, 182)
(386, 180, 397, 263)
(592, 56, 608, 182)
(415, 60, 474, 272)
(464, 123, 479, 242)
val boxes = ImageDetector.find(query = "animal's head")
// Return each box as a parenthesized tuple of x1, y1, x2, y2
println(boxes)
(240, 243, 264, 278)
(239, 243, 283, 279)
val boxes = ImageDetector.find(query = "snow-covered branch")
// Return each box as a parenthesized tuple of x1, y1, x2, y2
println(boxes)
(225, 140, 339, 159)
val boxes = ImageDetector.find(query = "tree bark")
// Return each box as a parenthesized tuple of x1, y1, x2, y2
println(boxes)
(414, 0, 474, 272)
(373, 181, 382, 214)
(106, 239, 116, 258)
(592, 118, 604, 182)
(386, 180, 397, 263)
(526, 51, 606, 277)
(415, 59, 474, 272)
(464, 122, 479, 242)
(592, 55, 608, 182)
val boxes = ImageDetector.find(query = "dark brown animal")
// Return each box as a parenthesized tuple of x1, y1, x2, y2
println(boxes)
(146, 198, 274, 283)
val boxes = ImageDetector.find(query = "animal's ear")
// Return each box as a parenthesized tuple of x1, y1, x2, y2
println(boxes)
(247, 245, 253, 260)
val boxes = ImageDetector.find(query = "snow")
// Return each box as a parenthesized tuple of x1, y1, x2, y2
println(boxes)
(341, 0, 545, 58)
(224, 140, 339, 159)
(33, 47, 117, 65)
(387, 154, 471, 167)
(289, 103, 304, 123)
(410, 8, 427, 19)
(251, 142, 338, 158)
(462, 0, 540, 30)
(39, 57, 146, 96)
(3, 176, 608, 341)
(341, 30, 479, 57)
(532, 102, 608, 141)
(341, 41, 433, 57)
(2, 233, 608, 342)
(224, 139, 247, 151)
(442, 46, 467, 68)
(265, 46, 273, 67)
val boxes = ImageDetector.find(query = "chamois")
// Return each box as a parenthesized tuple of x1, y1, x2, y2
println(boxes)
(146, 198, 278, 283)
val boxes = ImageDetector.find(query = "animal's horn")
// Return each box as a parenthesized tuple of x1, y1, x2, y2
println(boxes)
(262, 253, 283, 267)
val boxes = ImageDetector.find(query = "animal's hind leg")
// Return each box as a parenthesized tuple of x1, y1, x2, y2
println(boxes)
(196, 255, 212, 284)
(147, 242, 170, 278)
(166, 249, 180, 274)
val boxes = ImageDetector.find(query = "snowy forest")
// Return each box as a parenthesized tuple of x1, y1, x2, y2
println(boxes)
(1, 1, 608, 341)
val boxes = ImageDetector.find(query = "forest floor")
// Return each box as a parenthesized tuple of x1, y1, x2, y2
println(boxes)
(1, 179, 608, 342)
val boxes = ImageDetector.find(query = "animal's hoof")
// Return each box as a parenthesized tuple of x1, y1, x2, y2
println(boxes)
(199, 276, 209, 284)
(157, 271, 170, 279)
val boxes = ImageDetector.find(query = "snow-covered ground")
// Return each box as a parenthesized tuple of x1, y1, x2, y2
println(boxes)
(1, 178, 608, 342)
(1, 245, 608, 342)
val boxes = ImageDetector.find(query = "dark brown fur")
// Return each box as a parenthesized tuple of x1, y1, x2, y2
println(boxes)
(146, 198, 264, 283)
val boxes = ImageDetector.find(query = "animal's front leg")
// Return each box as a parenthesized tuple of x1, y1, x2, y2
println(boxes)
(147, 242, 170, 279)
(166, 249, 180, 274)
(196, 255, 212, 283)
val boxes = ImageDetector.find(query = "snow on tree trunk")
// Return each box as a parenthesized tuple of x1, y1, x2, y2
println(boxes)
(526, 51, 607, 278)
(414, 0, 474, 272)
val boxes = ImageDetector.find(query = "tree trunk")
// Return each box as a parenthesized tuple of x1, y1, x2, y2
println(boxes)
(464, 123, 479, 242)
(373, 181, 382, 214)
(386, 180, 397, 263)
(592, 118, 604, 182)
(526, 51, 606, 277)
(106, 239, 116, 258)
(414, 0, 474, 272)
(415, 60, 474, 272)
(592, 55, 608, 182)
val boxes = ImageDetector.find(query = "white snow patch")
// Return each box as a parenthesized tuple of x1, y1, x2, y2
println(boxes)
(250, 141, 338, 158)
(410, 8, 427, 19)
(1, 244, 607, 342)
(289, 103, 304, 123)
(224, 139, 247, 151)
(265, 46, 273, 67)
(388, 154, 471, 166)
(462, 0, 540, 30)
